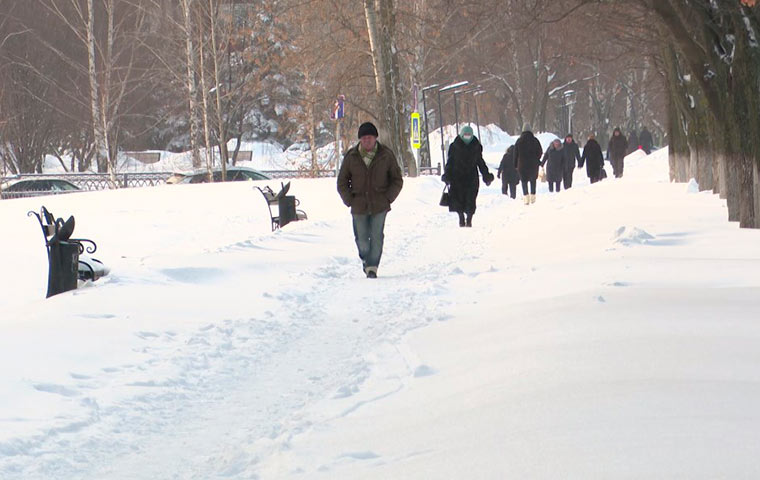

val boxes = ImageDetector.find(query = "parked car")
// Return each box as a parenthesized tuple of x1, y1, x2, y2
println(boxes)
(166, 166, 271, 184)
(1, 178, 81, 199)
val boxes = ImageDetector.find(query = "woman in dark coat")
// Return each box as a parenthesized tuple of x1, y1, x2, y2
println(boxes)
(514, 126, 543, 205)
(607, 127, 628, 178)
(441, 125, 494, 227)
(541, 138, 566, 193)
(580, 133, 604, 183)
(639, 127, 654, 154)
(627, 130, 640, 155)
(497, 144, 520, 199)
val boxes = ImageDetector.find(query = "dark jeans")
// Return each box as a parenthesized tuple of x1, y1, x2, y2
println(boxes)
(521, 179, 537, 195)
(563, 169, 573, 189)
(549, 181, 561, 192)
(501, 182, 517, 199)
(590, 176, 600, 184)
(352, 210, 388, 269)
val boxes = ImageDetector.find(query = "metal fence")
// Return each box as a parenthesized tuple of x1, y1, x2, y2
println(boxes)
(1, 164, 441, 199)
(1, 172, 173, 191)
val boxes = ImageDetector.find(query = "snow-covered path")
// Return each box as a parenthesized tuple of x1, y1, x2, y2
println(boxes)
(2, 148, 760, 478)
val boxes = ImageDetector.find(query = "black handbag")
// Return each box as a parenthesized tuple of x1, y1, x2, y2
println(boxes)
(439, 185, 450, 207)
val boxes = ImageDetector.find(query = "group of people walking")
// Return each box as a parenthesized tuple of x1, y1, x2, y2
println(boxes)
(336, 120, 647, 279)
(493, 127, 609, 205)
(447, 124, 638, 213)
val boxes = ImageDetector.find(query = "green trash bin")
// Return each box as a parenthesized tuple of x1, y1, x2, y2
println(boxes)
(278, 195, 297, 228)
(46, 240, 80, 298)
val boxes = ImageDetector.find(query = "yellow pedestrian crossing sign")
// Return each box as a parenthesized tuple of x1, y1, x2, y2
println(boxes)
(411, 112, 421, 149)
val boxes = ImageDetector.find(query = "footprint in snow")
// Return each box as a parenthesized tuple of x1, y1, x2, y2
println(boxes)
(339, 451, 380, 460)
(33, 383, 80, 397)
(413, 365, 437, 378)
(333, 384, 359, 398)
(135, 331, 159, 339)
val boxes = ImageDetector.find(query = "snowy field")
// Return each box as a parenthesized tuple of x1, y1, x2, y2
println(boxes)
(2, 144, 760, 479)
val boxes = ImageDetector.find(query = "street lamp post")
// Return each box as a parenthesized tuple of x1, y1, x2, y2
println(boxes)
(453, 90, 461, 133)
(420, 84, 439, 169)
(455, 86, 486, 140)
(438, 81, 469, 167)
(564, 90, 576, 135)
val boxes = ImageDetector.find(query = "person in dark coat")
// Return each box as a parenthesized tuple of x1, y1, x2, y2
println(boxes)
(562, 134, 581, 189)
(338, 121, 404, 278)
(514, 125, 543, 205)
(639, 126, 654, 154)
(627, 129, 640, 155)
(607, 127, 628, 178)
(541, 139, 566, 193)
(580, 133, 604, 183)
(497, 144, 520, 199)
(441, 125, 494, 227)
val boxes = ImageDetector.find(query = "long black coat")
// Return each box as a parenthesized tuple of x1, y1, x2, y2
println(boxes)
(514, 131, 543, 181)
(497, 145, 520, 185)
(639, 128, 654, 154)
(607, 131, 628, 161)
(541, 144, 567, 183)
(443, 136, 492, 214)
(580, 139, 604, 178)
(627, 131, 640, 154)
(563, 140, 581, 175)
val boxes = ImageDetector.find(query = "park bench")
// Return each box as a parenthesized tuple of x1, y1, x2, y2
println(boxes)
(255, 181, 307, 231)
(28, 206, 109, 297)
(122, 151, 161, 164)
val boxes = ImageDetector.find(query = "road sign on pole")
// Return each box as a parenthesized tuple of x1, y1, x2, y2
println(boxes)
(331, 94, 345, 120)
(411, 112, 421, 149)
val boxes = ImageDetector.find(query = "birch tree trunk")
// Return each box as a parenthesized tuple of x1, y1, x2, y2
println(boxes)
(181, 0, 202, 168)
(86, 0, 108, 175)
(102, 0, 116, 186)
(364, 0, 415, 176)
(208, 0, 229, 179)
(364, 0, 384, 97)
(378, 0, 415, 176)
(197, 10, 213, 181)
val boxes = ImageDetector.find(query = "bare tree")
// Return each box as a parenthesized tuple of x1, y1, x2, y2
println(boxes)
(364, 0, 415, 175)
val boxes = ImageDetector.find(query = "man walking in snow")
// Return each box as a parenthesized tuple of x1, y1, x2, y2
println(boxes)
(639, 126, 654, 154)
(607, 127, 628, 178)
(337, 122, 404, 278)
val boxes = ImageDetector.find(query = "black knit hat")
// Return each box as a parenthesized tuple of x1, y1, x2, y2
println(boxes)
(358, 122, 379, 138)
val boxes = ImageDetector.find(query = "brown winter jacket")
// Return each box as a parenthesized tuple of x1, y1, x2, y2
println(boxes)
(337, 141, 404, 215)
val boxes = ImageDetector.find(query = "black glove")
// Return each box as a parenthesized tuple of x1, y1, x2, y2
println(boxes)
(484, 172, 494, 186)
(441, 174, 448, 184)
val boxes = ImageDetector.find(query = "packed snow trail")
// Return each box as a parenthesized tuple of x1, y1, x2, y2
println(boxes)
(0, 174, 513, 478)
(2, 148, 760, 478)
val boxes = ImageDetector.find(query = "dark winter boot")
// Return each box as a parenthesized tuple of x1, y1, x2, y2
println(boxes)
(465, 213, 473, 227)
(458, 212, 466, 227)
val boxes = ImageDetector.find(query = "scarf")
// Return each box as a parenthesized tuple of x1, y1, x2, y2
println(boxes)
(359, 143, 378, 167)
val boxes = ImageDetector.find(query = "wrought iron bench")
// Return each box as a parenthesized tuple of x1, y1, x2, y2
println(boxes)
(28, 206, 109, 294)
(255, 181, 307, 231)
